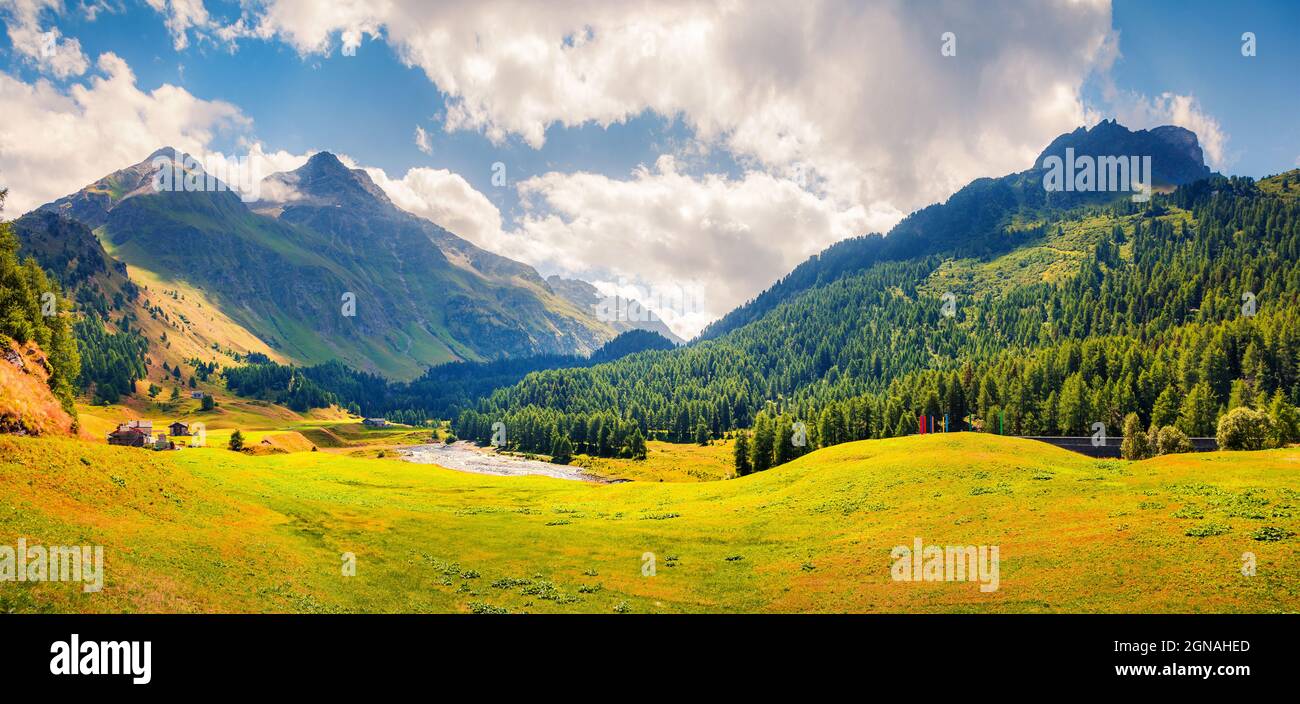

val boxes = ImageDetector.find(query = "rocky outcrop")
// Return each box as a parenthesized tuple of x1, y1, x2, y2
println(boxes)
(0, 340, 75, 436)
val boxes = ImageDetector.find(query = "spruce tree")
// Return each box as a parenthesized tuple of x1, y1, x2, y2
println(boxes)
(733, 432, 752, 476)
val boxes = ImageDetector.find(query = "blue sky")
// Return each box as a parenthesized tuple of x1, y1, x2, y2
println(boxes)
(0, 0, 736, 225)
(1097, 0, 1299, 174)
(1, 0, 1296, 336)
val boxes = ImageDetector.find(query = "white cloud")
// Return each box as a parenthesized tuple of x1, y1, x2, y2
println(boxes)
(80, 1, 113, 22)
(1092, 28, 1229, 171)
(228, 0, 1118, 213)
(352, 153, 875, 338)
(0, 52, 249, 216)
(199, 143, 311, 201)
(143, 0, 212, 50)
(414, 125, 433, 155)
(217, 0, 1136, 335)
(505, 155, 876, 337)
(1109, 91, 1230, 171)
(0, 0, 90, 78)
(363, 165, 505, 248)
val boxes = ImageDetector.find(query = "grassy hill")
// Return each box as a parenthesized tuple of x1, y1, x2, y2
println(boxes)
(2, 433, 1295, 613)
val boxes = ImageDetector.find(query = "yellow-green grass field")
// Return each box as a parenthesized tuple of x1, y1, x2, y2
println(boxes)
(1, 432, 1296, 614)
(75, 399, 426, 456)
(575, 440, 737, 482)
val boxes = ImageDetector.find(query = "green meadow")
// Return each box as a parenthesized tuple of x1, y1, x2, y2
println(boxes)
(1, 432, 1296, 614)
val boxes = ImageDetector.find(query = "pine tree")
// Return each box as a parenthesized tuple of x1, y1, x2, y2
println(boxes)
(1227, 378, 1253, 411)
(817, 407, 838, 448)
(1057, 373, 1090, 434)
(1199, 336, 1232, 405)
(945, 371, 966, 430)
(1151, 386, 1181, 428)
(774, 415, 794, 465)
(1267, 390, 1299, 447)
(733, 432, 752, 476)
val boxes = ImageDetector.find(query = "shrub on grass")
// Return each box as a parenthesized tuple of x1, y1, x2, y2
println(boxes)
(1120, 413, 1152, 460)
(1216, 407, 1274, 451)
(1156, 426, 1193, 455)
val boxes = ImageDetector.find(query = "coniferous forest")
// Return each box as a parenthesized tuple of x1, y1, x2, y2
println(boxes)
(0, 191, 81, 414)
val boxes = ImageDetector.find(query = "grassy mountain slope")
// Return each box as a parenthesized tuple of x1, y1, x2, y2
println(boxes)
(34, 150, 619, 379)
(13, 208, 283, 409)
(698, 121, 1213, 342)
(2, 432, 1295, 613)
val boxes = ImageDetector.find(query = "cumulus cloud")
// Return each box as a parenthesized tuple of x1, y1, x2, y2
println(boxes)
(509, 156, 876, 337)
(1109, 91, 1230, 171)
(1091, 28, 1229, 171)
(0, 52, 249, 216)
(0, 0, 90, 78)
(213, 0, 1135, 336)
(363, 165, 505, 249)
(200, 143, 311, 201)
(356, 154, 875, 338)
(226, 0, 1117, 212)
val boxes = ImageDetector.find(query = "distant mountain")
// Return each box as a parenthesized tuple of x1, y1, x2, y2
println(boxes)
(698, 121, 1215, 341)
(33, 149, 620, 378)
(545, 275, 685, 344)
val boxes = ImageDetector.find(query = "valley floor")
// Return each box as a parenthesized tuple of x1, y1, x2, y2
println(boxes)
(400, 441, 609, 482)
(1, 432, 1296, 614)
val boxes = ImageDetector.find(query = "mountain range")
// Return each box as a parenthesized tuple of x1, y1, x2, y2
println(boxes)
(9, 118, 1298, 461)
(21, 148, 674, 379)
